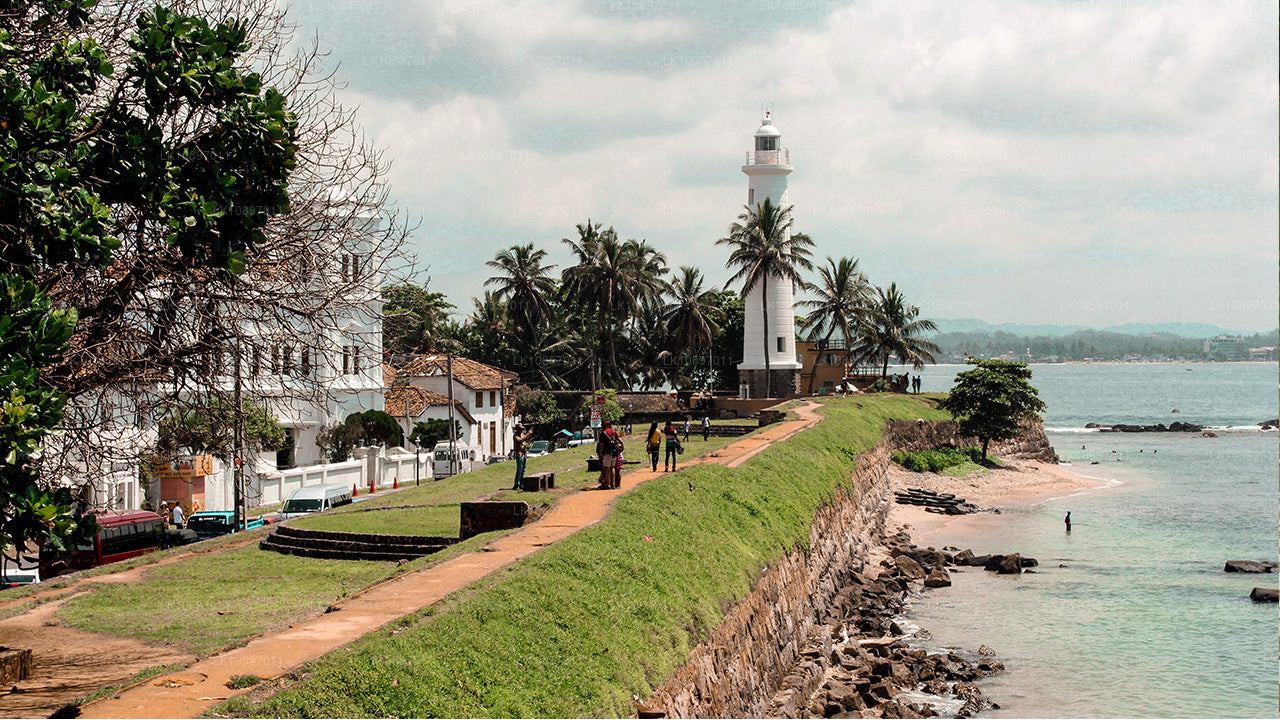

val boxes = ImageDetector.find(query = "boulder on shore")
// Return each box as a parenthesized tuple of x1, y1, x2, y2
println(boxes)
(983, 553, 1022, 575)
(1225, 560, 1278, 574)
(924, 568, 952, 588)
(1249, 587, 1278, 603)
(1258, 419, 1278, 430)
(894, 554, 926, 581)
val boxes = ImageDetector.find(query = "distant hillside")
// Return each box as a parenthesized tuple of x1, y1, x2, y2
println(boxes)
(926, 325, 1279, 362)
(931, 319, 1254, 340)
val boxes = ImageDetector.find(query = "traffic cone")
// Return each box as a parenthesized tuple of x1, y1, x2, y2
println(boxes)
(369, 480, 376, 493)
(352, 484, 358, 497)
(393, 476, 399, 489)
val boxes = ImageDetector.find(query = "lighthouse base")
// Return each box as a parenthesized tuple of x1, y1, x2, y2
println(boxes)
(738, 367, 801, 400)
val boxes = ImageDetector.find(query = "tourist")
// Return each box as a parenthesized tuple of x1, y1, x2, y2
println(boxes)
(702, 415, 711, 441)
(682, 416, 691, 442)
(597, 420, 622, 489)
(1065, 511, 1072, 533)
(645, 421, 661, 472)
(663, 421, 682, 471)
(512, 423, 533, 490)
(171, 501, 184, 529)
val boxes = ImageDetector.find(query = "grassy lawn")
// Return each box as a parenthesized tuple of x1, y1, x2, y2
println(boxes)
(56, 546, 398, 655)
(291, 504, 461, 536)
(218, 395, 948, 719)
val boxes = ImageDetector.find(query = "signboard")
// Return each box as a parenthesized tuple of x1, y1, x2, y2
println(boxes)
(589, 406, 601, 429)
(151, 454, 214, 477)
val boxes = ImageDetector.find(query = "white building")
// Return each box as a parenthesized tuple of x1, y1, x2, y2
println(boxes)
(66, 211, 386, 515)
(385, 356, 517, 462)
(738, 111, 802, 398)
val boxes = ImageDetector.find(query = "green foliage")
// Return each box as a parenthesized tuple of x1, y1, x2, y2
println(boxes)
(346, 410, 404, 448)
(891, 445, 984, 473)
(382, 283, 456, 355)
(939, 359, 1046, 458)
(155, 398, 285, 461)
(0, 275, 95, 556)
(408, 418, 460, 449)
(589, 388, 624, 424)
(865, 379, 894, 393)
(0, 3, 297, 276)
(512, 388, 565, 427)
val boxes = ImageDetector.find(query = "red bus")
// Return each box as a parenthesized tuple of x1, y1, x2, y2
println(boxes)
(42, 511, 167, 576)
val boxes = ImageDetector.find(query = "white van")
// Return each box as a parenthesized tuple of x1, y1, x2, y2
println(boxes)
(281, 484, 354, 520)
(431, 443, 479, 478)
(0, 555, 39, 589)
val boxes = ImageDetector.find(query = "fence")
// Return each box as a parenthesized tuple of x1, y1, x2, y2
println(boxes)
(255, 460, 364, 507)
(380, 449, 426, 487)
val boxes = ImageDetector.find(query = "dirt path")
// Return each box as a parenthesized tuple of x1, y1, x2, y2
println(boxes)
(0, 595, 196, 719)
(18, 403, 822, 720)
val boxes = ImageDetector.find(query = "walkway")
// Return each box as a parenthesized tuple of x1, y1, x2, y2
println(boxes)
(76, 402, 823, 719)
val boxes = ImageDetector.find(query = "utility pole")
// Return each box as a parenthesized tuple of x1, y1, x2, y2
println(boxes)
(446, 352, 457, 477)
(233, 337, 245, 531)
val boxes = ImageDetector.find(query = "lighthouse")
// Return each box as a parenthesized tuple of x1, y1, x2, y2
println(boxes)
(738, 111, 801, 398)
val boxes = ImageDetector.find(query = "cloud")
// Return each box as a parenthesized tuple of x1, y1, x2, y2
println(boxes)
(289, 0, 1278, 330)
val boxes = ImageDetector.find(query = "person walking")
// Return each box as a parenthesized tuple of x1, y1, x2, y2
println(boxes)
(171, 501, 184, 529)
(1064, 511, 1072, 533)
(682, 416, 691, 442)
(512, 423, 533, 490)
(645, 421, 661, 472)
(701, 415, 710, 442)
(663, 421, 682, 472)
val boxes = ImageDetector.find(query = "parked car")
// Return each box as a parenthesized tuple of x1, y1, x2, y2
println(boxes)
(186, 511, 269, 541)
(0, 556, 39, 589)
(42, 510, 166, 578)
(281, 484, 354, 520)
(528, 440, 553, 456)
(431, 443, 480, 478)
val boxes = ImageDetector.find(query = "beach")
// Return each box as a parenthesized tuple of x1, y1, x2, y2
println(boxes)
(887, 459, 1106, 543)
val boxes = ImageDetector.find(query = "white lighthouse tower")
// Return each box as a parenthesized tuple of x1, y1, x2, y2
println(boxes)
(737, 111, 801, 398)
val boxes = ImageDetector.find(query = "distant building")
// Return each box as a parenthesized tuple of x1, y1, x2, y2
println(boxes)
(1203, 335, 1249, 360)
(387, 356, 518, 461)
(1249, 346, 1278, 361)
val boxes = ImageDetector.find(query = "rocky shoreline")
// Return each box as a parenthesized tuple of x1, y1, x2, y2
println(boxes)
(767, 530, 1019, 719)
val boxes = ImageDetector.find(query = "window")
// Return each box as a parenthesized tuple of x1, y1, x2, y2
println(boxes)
(342, 345, 361, 375)
(489, 391, 496, 406)
(270, 347, 280, 374)
(755, 136, 778, 151)
(475, 391, 484, 408)
(300, 348, 312, 377)
(281, 345, 293, 375)
(341, 253, 363, 283)
(777, 336, 785, 353)
(748, 188, 755, 206)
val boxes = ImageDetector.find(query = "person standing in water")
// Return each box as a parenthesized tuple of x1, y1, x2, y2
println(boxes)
(1065, 511, 1072, 532)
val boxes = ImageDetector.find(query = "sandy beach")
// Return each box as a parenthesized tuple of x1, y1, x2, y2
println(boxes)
(887, 458, 1107, 543)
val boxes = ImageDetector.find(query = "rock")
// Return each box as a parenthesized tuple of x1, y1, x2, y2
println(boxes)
(879, 700, 925, 719)
(977, 644, 996, 657)
(1225, 560, 1277, 573)
(1249, 587, 1278, 602)
(894, 555, 926, 580)
(1020, 556, 1039, 568)
(924, 568, 952, 588)
(1084, 422, 1104, 428)
(997, 554, 1023, 575)
(1200, 431, 1218, 438)
(963, 554, 991, 567)
(1258, 419, 1278, 430)
(977, 658, 1005, 675)
(982, 554, 1004, 571)
(952, 549, 974, 565)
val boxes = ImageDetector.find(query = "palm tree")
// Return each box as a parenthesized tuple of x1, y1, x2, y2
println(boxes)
(716, 198, 814, 398)
(853, 282, 940, 381)
(484, 243, 558, 326)
(665, 266, 721, 387)
(561, 222, 668, 389)
(625, 298, 675, 390)
(796, 256, 876, 393)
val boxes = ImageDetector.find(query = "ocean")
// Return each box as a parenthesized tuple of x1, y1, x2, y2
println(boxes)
(904, 362, 1279, 718)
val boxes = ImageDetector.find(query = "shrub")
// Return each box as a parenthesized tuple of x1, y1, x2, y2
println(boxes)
(891, 445, 981, 473)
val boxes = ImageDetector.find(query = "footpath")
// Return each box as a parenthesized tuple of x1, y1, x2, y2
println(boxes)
(76, 402, 822, 719)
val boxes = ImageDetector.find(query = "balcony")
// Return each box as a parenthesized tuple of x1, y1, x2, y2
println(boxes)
(744, 149, 790, 166)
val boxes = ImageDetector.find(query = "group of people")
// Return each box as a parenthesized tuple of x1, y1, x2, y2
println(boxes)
(512, 414, 713, 491)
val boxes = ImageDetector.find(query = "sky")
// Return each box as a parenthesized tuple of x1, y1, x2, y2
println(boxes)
(284, 0, 1278, 332)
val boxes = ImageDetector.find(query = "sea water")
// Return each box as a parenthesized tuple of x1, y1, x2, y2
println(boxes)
(902, 362, 1279, 718)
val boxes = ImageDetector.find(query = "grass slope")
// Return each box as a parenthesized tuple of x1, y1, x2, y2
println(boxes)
(222, 395, 946, 718)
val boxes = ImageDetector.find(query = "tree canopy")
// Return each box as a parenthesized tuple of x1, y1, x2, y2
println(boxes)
(939, 359, 1046, 459)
